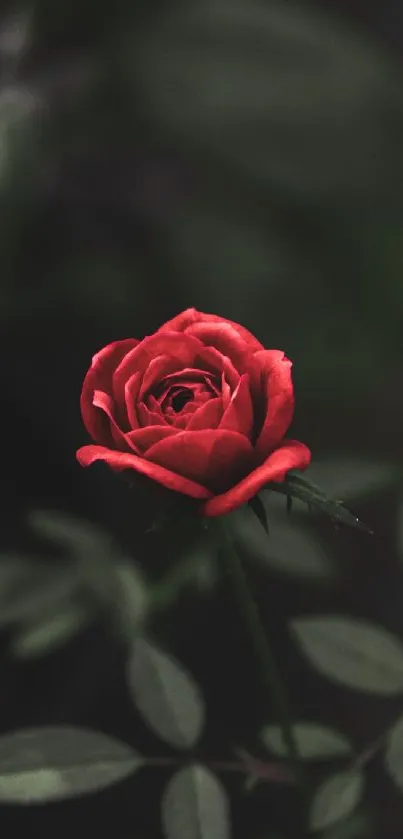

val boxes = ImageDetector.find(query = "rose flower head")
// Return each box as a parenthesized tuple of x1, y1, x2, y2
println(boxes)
(76, 308, 311, 516)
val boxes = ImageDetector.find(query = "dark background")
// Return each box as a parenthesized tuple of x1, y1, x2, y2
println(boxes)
(1, 1, 403, 837)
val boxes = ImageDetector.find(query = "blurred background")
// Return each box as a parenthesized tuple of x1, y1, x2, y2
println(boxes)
(1, 0, 403, 837)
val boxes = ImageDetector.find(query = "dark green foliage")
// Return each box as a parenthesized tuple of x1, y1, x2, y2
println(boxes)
(266, 471, 373, 534)
(1, 1, 403, 837)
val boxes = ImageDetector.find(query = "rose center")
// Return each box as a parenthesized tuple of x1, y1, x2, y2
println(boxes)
(170, 388, 193, 412)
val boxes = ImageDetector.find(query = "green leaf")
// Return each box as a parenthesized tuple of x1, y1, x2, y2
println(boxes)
(28, 509, 118, 569)
(112, 561, 149, 640)
(161, 765, 230, 839)
(234, 505, 336, 584)
(144, 498, 184, 534)
(310, 771, 365, 832)
(190, 545, 219, 594)
(10, 603, 92, 659)
(0, 727, 143, 803)
(320, 810, 373, 839)
(267, 472, 372, 534)
(292, 616, 403, 695)
(0, 555, 78, 627)
(385, 713, 403, 794)
(28, 510, 150, 636)
(127, 639, 205, 749)
(261, 722, 352, 760)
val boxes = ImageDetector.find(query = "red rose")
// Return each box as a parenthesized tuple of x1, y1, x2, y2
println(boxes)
(76, 308, 311, 516)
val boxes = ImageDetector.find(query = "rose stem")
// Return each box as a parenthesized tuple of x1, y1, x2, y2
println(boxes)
(216, 516, 307, 824)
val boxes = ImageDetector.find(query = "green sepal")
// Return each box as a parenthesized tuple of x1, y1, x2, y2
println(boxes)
(248, 494, 269, 533)
(266, 470, 373, 534)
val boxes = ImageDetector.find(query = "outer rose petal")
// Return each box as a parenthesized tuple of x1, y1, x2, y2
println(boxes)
(80, 338, 138, 442)
(253, 350, 295, 457)
(92, 390, 138, 452)
(202, 440, 311, 517)
(127, 426, 178, 451)
(76, 445, 212, 499)
(145, 429, 253, 492)
(158, 308, 264, 352)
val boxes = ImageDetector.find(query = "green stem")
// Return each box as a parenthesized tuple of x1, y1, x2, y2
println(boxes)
(217, 517, 304, 792)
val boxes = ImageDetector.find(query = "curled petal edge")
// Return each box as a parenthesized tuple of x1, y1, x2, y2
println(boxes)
(76, 444, 212, 500)
(201, 440, 311, 517)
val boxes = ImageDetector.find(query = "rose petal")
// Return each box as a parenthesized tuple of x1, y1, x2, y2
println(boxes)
(160, 387, 211, 417)
(127, 426, 178, 452)
(253, 351, 295, 456)
(197, 347, 240, 391)
(92, 390, 134, 451)
(76, 445, 212, 499)
(180, 400, 200, 415)
(163, 401, 200, 426)
(158, 308, 264, 352)
(186, 322, 249, 370)
(137, 403, 168, 427)
(138, 355, 197, 401)
(161, 386, 192, 412)
(186, 397, 223, 430)
(219, 374, 253, 437)
(221, 372, 231, 410)
(202, 440, 311, 517)
(112, 332, 202, 407)
(145, 429, 253, 492)
(170, 414, 191, 429)
(147, 394, 163, 412)
(80, 338, 138, 442)
(124, 372, 143, 429)
(155, 367, 219, 395)
(187, 387, 211, 404)
(246, 349, 285, 398)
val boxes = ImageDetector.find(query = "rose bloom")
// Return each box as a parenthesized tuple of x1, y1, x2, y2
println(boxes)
(76, 309, 311, 517)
